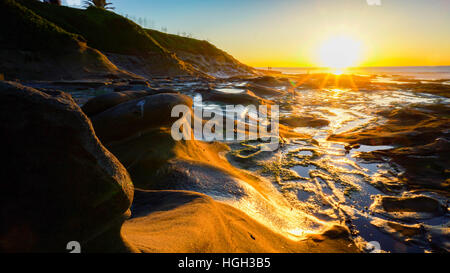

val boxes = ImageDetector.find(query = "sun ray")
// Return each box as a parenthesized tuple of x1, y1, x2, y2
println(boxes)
(317, 35, 362, 74)
(346, 74, 359, 91)
(319, 73, 331, 90)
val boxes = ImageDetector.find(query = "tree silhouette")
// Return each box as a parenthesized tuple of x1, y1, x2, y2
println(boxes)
(84, 0, 114, 10)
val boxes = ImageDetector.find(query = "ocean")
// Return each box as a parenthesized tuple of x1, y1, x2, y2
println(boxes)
(261, 66, 450, 81)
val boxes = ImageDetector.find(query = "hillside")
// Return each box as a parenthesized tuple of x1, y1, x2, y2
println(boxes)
(0, 0, 255, 80)
(147, 29, 255, 78)
(0, 0, 131, 80)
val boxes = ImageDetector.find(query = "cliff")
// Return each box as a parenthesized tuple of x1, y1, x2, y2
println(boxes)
(0, 0, 255, 80)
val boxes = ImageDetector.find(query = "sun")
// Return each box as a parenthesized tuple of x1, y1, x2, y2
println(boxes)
(318, 35, 362, 74)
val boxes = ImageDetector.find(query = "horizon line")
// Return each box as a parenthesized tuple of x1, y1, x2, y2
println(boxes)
(254, 65, 450, 69)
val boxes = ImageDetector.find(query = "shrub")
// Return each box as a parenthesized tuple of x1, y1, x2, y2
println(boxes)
(83, 0, 114, 10)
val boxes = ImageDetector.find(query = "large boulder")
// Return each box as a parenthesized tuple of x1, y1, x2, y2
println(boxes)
(0, 81, 134, 253)
(81, 89, 180, 117)
(82, 90, 154, 117)
(91, 93, 193, 144)
(200, 88, 263, 105)
(85, 91, 195, 189)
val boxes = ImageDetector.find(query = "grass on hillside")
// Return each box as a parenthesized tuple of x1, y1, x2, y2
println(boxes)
(17, 0, 167, 55)
(146, 29, 223, 56)
(0, 0, 83, 51)
(6, 0, 243, 61)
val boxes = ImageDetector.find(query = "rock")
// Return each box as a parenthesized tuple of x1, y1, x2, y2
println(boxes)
(249, 76, 290, 87)
(344, 144, 360, 152)
(280, 115, 330, 128)
(82, 88, 180, 117)
(201, 89, 262, 105)
(151, 88, 179, 94)
(380, 196, 444, 214)
(365, 138, 450, 192)
(128, 79, 151, 86)
(0, 81, 134, 252)
(50, 80, 112, 89)
(328, 105, 449, 193)
(38, 88, 75, 101)
(310, 225, 352, 242)
(377, 108, 431, 126)
(131, 154, 248, 196)
(82, 90, 154, 117)
(370, 195, 446, 220)
(91, 93, 193, 144)
(370, 218, 427, 247)
(246, 83, 282, 96)
(351, 144, 361, 149)
(321, 225, 352, 239)
(329, 105, 450, 146)
(122, 190, 359, 253)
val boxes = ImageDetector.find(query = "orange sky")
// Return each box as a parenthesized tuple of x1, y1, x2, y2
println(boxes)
(99, 0, 450, 67)
(210, 0, 450, 67)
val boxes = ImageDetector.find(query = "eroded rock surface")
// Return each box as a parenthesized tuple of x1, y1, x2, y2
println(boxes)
(0, 81, 134, 252)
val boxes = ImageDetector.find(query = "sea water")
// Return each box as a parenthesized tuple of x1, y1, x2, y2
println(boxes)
(261, 66, 450, 81)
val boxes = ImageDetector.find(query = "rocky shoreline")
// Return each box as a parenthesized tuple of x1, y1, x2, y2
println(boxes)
(1, 0, 449, 254)
(1, 71, 448, 252)
(0, 80, 359, 253)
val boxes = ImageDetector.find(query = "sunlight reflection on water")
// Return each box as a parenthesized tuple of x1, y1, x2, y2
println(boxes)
(188, 82, 448, 251)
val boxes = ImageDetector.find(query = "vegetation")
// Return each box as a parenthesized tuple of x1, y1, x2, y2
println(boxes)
(1, 0, 247, 77)
(147, 29, 224, 56)
(0, 0, 83, 51)
(6, 0, 239, 59)
(83, 0, 114, 10)
(17, 0, 165, 55)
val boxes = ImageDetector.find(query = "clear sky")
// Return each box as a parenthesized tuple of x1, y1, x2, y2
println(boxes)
(64, 0, 450, 67)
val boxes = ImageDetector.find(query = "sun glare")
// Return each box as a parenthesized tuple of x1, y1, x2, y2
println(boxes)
(318, 35, 362, 74)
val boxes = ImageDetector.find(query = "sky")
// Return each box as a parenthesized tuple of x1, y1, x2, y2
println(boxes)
(64, 0, 450, 68)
